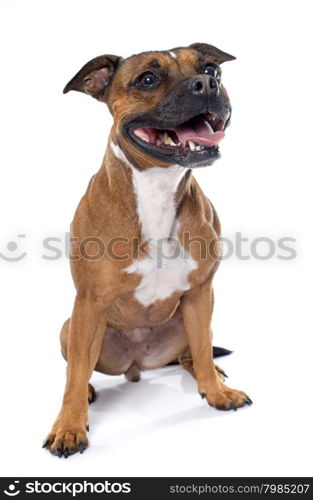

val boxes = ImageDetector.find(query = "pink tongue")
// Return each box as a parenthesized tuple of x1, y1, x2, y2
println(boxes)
(171, 118, 224, 147)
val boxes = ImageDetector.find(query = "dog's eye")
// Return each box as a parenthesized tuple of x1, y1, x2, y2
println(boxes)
(136, 71, 160, 89)
(203, 64, 218, 78)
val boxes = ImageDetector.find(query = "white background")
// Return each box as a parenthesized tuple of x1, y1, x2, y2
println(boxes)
(0, 0, 312, 478)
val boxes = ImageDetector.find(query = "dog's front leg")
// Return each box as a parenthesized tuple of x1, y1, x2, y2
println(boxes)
(43, 295, 106, 457)
(181, 280, 252, 411)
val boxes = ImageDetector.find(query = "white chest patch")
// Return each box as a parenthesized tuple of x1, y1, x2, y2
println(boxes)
(110, 143, 198, 307)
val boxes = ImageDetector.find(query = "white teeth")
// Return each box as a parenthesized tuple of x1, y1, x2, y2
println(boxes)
(204, 120, 214, 134)
(210, 112, 217, 120)
(163, 132, 177, 146)
(163, 132, 171, 145)
(188, 141, 203, 151)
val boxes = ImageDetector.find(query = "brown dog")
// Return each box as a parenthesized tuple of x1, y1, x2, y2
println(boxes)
(43, 43, 252, 458)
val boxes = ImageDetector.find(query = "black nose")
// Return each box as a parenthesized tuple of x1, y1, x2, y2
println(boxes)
(190, 75, 218, 96)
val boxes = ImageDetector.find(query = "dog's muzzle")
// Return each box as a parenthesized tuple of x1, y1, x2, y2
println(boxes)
(124, 74, 231, 168)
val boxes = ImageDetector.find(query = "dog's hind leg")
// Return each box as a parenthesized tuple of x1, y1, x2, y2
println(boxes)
(179, 347, 228, 382)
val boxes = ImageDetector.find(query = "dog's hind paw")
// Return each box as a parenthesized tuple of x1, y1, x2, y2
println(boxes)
(88, 383, 97, 404)
(215, 364, 228, 381)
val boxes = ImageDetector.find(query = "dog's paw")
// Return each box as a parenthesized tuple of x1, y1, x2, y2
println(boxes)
(42, 426, 88, 458)
(199, 380, 252, 411)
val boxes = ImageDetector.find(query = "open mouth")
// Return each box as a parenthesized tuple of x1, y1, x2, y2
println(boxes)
(131, 112, 225, 153)
(125, 110, 228, 167)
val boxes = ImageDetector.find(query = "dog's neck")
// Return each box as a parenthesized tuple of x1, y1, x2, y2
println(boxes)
(109, 142, 188, 242)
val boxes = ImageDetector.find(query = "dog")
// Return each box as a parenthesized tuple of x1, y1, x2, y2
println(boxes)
(43, 43, 252, 458)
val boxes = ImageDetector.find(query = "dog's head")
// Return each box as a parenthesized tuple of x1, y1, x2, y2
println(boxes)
(64, 43, 235, 169)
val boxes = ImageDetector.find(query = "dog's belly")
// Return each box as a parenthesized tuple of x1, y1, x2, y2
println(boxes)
(95, 308, 188, 374)
(107, 291, 182, 331)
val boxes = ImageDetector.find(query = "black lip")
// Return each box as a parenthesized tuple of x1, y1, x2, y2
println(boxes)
(124, 108, 229, 168)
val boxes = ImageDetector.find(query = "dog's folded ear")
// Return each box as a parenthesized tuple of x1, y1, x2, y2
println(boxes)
(189, 43, 236, 64)
(63, 55, 122, 101)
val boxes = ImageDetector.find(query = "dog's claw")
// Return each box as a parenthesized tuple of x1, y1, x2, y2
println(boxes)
(78, 442, 86, 454)
(42, 439, 50, 449)
(86, 425, 90, 432)
(57, 448, 63, 458)
(199, 392, 206, 399)
(245, 397, 253, 405)
(63, 447, 69, 459)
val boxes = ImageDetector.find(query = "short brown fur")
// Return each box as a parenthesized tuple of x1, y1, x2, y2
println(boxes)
(44, 44, 251, 458)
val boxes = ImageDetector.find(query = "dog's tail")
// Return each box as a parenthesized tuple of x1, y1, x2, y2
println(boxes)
(167, 346, 232, 366)
(212, 346, 233, 357)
